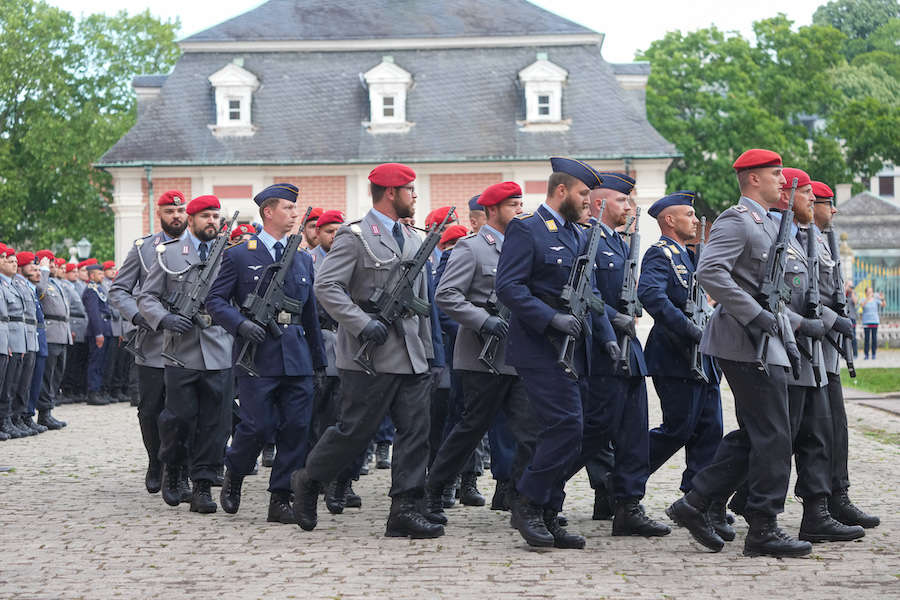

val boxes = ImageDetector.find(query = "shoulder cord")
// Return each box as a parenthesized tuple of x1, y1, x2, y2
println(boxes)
(349, 226, 399, 265)
(155, 246, 195, 276)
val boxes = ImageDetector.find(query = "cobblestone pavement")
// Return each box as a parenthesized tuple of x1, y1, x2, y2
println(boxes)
(1, 381, 898, 600)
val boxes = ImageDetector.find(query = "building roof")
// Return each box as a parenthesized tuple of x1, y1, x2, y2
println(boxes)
(98, 46, 678, 167)
(132, 75, 168, 88)
(835, 192, 900, 251)
(180, 0, 595, 44)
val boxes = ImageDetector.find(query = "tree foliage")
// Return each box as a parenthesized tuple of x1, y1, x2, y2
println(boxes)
(813, 0, 899, 59)
(0, 0, 179, 259)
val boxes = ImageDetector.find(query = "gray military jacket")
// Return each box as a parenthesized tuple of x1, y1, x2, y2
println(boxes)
(40, 277, 72, 345)
(14, 274, 38, 352)
(110, 231, 173, 368)
(2, 276, 26, 354)
(138, 236, 233, 371)
(0, 277, 8, 354)
(60, 279, 87, 342)
(814, 227, 842, 375)
(435, 227, 515, 375)
(314, 209, 433, 375)
(102, 278, 122, 337)
(311, 246, 338, 377)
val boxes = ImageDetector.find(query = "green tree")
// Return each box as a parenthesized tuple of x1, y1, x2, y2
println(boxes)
(812, 0, 900, 59)
(0, 0, 179, 259)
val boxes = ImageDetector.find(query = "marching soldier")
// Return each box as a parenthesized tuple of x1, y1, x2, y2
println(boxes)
(36, 251, 70, 429)
(138, 195, 234, 513)
(208, 183, 326, 524)
(82, 259, 113, 406)
(638, 192, 726, 537)
(666, 149, 811, 558)
(290, 164, 444, 539)
(109, 189, 188, 495)
(810, 181, 880, 529)
(302, 207, 324, 249)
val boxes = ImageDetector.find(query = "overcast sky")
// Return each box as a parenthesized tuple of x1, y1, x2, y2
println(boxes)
(46, 0, 828, 63)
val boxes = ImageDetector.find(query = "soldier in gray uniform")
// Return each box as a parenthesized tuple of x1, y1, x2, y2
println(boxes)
(59, 263, 88, 404)
(37, 256, 71, 429)
(292, 162, 443, 539)
(0, 247, 30, 438)
(666, 149, 812, 558)
(426, 182, 541, 527)
(110, 190, 188, 494)
(0, 245, 14, 440)
(13, 252, 41, 434)
(138, 195, 233, 514)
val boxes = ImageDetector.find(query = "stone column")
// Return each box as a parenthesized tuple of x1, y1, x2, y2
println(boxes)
(108, 168, 146, 265)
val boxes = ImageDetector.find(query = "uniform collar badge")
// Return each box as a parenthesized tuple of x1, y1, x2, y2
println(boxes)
(751, 211, 762, 223)
(248, 240, 257, 250)
(371, 223, 381, 235)
(153, 237, 160, 246)
(485, 233, 495, 245)
(544, 219, 558, 232)
(182, 244, 190, 255)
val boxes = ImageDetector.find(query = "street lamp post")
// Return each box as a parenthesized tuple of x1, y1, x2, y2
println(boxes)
(76, 237, 92, 260)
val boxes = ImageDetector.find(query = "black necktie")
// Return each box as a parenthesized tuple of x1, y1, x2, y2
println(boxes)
(273, 241, 284, 262)
(392, 222, 405, 252)
(198, 242, 209, 262)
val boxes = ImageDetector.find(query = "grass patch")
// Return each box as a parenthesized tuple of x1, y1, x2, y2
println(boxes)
(841, 368, 900, 394)
(861, 427, 900, 448)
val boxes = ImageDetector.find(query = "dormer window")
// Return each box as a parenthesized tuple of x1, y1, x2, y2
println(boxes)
(363, 56, 413, 134)
(208, 60, 260, 137)
(518, 53, 570, 132)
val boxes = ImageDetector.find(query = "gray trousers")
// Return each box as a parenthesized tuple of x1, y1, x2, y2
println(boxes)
(12, 351, 36, 415)
(39, 343, 67, 411)
(305, 369, 431, 498)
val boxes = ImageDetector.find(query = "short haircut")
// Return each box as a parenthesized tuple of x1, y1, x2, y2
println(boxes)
(370, 183, 387, 203)
(547, 172, 578, 197)
(258, 197, 281, 220)
(736, 169, 752, 190)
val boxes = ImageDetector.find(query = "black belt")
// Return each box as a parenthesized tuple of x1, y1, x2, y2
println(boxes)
(0, 316, 8, 322)
(45, 315, 68, 322)
(70, 313, 85, 319)
(275, 310, 305, 327)
(8, 316, 23, 322)
(24, 318, 36, 325)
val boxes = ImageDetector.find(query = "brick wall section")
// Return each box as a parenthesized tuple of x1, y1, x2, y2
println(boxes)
(273, 176, 347, 215)
(141, 177, 192, 235)
(429, 173, 503, 229)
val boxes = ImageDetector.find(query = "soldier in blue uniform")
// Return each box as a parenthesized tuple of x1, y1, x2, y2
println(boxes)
(495, 157, 617, 549)
(638, 191, 728, 538)
(82, 260, 113, 405)
(207, 183, 326, 524)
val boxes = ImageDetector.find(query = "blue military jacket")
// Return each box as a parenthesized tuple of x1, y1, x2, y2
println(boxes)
(206, 235, 326, 377)
(592, 225, 647, 377)
(496, 205, 615, 374)
(82, 282, 112, 339)
(637, 236, 718, 381)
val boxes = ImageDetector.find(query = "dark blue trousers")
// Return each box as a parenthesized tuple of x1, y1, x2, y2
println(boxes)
(86, 343, 107, 392)
(648, 376, 723, 493)
(226, 374, 314, 494)
(27, 353, 46, 416)
(488, 410, 516, 481)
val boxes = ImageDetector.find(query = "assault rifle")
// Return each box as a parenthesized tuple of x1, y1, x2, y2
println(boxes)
(353, 207, 456, 375)
(751, 177, 799, 377)
(477, 290, 511, 375)
(616, 207, 643, 374)
(684, 216, 711, 382)
(556, 221, 606, 379)
(159, 211, 240, 367)
(825, 228, 857, 377)
(235, 207, 313, 377)
(803, 225, 826, 386)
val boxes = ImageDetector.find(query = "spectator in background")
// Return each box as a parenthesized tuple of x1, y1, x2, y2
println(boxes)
(860, 287, 886, 360)
(845, 282, 858, 359)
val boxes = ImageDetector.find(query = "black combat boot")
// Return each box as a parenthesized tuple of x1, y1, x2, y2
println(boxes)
(666, 491, 724, 552)
(37, 410, 63, 430)
(360, 443, 374, 475)
(743, 512, 812, 558)
(161, 464, 182, 507)
(190, 480, 217, 514)
(592, 487, 614, 520)
(491, 480, 511, 511)
(375, 441, 391, 469)
(829, 489, 880, 529)
(23, 414, 47, 434)
(345, 482, 362, 508)
(178, 466, 192, 503)
(459, 472, 485, 506)
(261, 443, 275, 468)
(12, 415, 36, 436)
(728, 489, 747, 519)
(145, 460, 162, 494)
(220, 469, 243, 514)
(510, 495, 554, 547)
(612, 498, 671, 537)
(290, 468, 321, 531)
(267, 492, 296, 524)
(212, 465, 224, 487)
(422, 485, 448, 525)
(708, 499, 736, 542)
(0, 427, 8, 441)
(86, 391, 108, 406)
(385, 495, 445, 539)
(799, 495, 865, 542)
(325, 479, 349, 515)
(543, 509, 585, 549)
(1, 416, 24, 439)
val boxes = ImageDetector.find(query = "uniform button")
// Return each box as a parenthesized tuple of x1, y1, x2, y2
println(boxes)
(301, 278, 306, 282)
(557, 259, 562, 264)
(492, 268, 496, 273)
(254, 276, 259, 281)
(609, 262, 614, 268)
(375, 263, 381, 267)
(763, 253, 768, 259)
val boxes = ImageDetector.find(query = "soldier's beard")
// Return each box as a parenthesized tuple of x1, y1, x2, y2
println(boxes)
(559, 194, 585, 223)
(161, 219, 187, 239)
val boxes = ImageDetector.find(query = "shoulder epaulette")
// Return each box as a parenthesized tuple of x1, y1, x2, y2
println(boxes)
(516, 213, 533, 219)
(160, 237, 180, 246)
(462, 233, 477, 239)
(653, 240, 666, 247)
(226, 240, 246, 250)
(734, 205, 748, 213)
(134, 233, 153, 247)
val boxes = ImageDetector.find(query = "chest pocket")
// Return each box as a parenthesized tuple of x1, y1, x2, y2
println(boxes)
(361, 251, 396, 291)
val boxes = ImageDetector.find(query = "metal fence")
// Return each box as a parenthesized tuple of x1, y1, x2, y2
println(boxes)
(853, 259, 900, 319)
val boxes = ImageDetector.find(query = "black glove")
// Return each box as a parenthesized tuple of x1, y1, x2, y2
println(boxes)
(604, 341, 621, 361)
(832, 315, 854, 338)
(749, 310, 778, 337)
(687, 323, 704, 344)
(132, 313, 149, 329)
(480, 316, 509, 338)
(785, 340, 802, 380)
(798, 318, 827, 339)
(237, 319, 266, 344)
(360, 319, 389, 345)
(549, 313, 582, 338)
(160, 314, 192, 334)
(611, 312, 636, 338)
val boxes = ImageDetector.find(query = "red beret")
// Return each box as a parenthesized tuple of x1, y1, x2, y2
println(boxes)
(478, 182, 522, 207)
(157, 190, 186, 206)
(781, 167, 812, 190)
(307, 207, 324, 221)
(733, 149, 782, 171)
(811, 181, 834, 199)
(65, 263, 76, 273)
(16, 251, 35, 267)
(186, 195, 220, 215)
(84, 258, 98, 266)
(316, 210, 344, 228)
(36, 249, 54, 262)
(0, 243, 5, 253)
(2, 246, 15, 257)
(230, 223, 256, 240)
(439, 224, 469, 246)
(425, 206, 455, 227)
(368, 163, 416, 187)
(102, 261, 116, 270)
(54, 257, 67, 266)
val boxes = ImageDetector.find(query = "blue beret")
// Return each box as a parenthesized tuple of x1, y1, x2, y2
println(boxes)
(648, 190, 696, 218)
(468, 195, 484, 212)
(596, 172, 635, 195)
(550, 157, 604, 189)
(254, 183, 299, 206)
